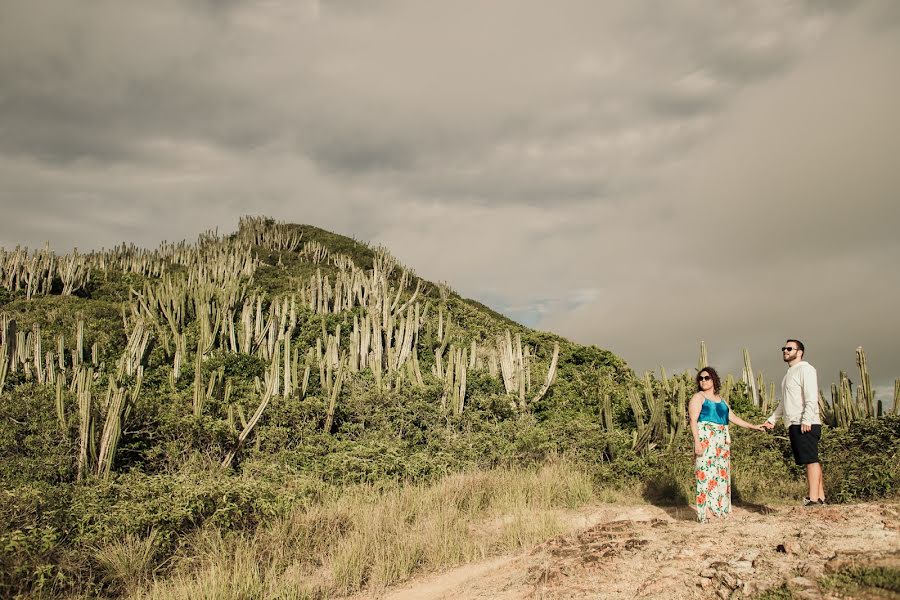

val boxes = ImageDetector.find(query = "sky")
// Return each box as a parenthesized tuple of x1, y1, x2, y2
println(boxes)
(1, 0, 898, 404)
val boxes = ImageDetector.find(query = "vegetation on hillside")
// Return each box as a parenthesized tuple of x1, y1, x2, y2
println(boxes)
(1, 217, 898, 598)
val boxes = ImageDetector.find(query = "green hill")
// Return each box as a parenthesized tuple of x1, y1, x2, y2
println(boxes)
(1, 216, 897, 598)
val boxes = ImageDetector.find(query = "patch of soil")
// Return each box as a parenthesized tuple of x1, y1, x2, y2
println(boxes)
(363, 501, 900, 600)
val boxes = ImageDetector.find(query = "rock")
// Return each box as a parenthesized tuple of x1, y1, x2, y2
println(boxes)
(700, 568, 716, 578)
(716, 588, 730, 600)
(698, 577, 713, 590)
(721, 572, 738, 590)
(729, 560, 753, 572)
(793, 588, 823, 600)
(776, 540, 799, 554)
(825, 551, 864, 573)
(789, 576, 816, 589)
(739, 549, 761, 562)
(803, 564, 825, 580)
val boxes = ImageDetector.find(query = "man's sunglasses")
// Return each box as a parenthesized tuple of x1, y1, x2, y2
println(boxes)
(781, 347, 797, 352)
(698, 375, 712, 381)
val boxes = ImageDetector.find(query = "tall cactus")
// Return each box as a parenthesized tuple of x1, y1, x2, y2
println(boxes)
(697, 340, 708, 372)
(893, 379, 900, 416)
(323, 353, 347, 433)
(743, 348, 759, 407)
(222, 355, 278, 468)
(529, 342, 560, 406)
(855, 346, 875, 418)
(75, 366, 95, 480)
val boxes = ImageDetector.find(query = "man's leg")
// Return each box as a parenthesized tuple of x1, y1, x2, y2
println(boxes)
(806, 462, 822, 501)
(817, 466, 825, 502)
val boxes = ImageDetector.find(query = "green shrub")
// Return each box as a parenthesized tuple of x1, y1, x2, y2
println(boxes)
(823, 415, 900, 502)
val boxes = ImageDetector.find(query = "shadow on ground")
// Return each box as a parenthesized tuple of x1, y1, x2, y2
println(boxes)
(641, 472, 776, 521)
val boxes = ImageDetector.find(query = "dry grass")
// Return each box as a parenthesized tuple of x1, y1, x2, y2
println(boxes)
(92, 530, 159, 595)
(129, 460, 594, 599)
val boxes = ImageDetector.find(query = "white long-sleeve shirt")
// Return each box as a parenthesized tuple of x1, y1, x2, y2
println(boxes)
(766, 361, 821, 427)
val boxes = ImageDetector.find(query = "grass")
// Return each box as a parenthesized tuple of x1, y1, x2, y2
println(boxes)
(92, 530, 159, 595)
(125, 460, 594, 599)
(755, 583, 795, 599)
(821, 564, 900, 597)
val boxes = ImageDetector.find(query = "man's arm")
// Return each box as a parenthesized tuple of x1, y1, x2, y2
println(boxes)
(763, 399, 784, 429)
(800, 364, 819, 431)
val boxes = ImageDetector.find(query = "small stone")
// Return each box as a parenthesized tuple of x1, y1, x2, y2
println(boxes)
(794, 589, 824, 600)
(739, 549, 761, 562)
(804, 564, 825, 579)
(776, 540, 799, 554)
(790, 576, 816, 588)
(825, 552, 861, 573)
(700, 568, 716, 578)
(730, 560, 753, 572)
(716, 588, 730, 600)
(721, 573, 738, 590)
(699, 577, 713, 590)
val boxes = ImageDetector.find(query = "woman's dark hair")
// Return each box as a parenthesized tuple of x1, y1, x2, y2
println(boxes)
(696, 367, 721, 394)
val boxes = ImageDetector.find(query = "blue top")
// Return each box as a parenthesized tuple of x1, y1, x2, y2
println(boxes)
(698, 397, 729, 425)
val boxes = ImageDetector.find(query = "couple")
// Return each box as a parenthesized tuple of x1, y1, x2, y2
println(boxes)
(689, 339, 825, 523)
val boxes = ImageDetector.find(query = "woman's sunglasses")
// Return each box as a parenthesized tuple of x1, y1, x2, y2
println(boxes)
(698, 375, 712, 381)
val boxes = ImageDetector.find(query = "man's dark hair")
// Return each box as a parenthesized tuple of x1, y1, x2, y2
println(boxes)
(786, 339, 805, 356)
(696, 367, 721, 394)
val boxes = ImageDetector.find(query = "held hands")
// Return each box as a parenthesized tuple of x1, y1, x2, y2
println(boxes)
(760, 421, 775, 430)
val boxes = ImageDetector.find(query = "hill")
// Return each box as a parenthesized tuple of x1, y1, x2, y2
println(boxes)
(1, 216, 898, 599)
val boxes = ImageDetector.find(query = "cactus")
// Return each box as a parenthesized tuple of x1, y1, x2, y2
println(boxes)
(75, 366, 95, 480)
(0, 316, 13, 391)
(529, 342, 560, 406)
(600, 393, 615, 433)
(698, 340, 708, 372)
(55, 378, 66, 432)
(222, 354, 278, 468)
(893, 379, 899, 416)
(323, 353, 347, 433)
(721, 374, 734, 402)
(855, 346, 875, 418)
(629, 387, 652, 454)
(192, 350, 205, 417)
(668, 379, 687, 450)
(742, 348, 759, 407)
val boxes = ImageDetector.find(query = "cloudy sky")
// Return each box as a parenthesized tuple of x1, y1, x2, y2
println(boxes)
(2, 0, 899, 402)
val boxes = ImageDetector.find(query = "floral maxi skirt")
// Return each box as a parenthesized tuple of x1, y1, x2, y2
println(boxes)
(695, 422, 731, 522)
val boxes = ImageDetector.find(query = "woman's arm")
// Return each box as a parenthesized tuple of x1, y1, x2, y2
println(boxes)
(728, 409, 763, 431)
(688, 393, 704, 455)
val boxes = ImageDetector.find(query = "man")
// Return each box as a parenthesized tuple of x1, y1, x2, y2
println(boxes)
(761, 339, 825, 505)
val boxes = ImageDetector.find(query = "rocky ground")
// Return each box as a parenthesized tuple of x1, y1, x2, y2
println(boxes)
(367, 501, 900, 599)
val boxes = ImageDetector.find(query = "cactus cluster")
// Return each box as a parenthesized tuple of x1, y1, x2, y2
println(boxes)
(237, 216, 304, 252)
(1, 245, 91, 298)
(495, 330, 560, 410)
(2, 218, 570, 477)
(0, 315, 146, 480)
(819, 346, 894, 426)
(629, 371, 687, 454)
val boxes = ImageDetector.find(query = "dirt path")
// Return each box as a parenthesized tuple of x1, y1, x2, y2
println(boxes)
(370, 502, 900, 599)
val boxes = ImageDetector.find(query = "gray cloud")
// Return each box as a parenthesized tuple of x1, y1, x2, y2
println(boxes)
(1, 0, 898, 395)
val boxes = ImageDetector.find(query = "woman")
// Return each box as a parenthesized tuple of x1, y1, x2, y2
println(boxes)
(689, 367, 762, 523)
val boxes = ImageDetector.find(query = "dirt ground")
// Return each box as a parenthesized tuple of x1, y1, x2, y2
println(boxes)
(367, 501, 900, 600)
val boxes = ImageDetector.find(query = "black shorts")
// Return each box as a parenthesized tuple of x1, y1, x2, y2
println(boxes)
(788, 424, 822, 465)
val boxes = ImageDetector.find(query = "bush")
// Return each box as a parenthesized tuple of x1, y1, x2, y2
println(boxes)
(823, 415, 900, 502)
